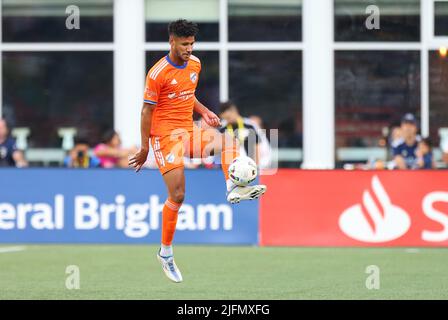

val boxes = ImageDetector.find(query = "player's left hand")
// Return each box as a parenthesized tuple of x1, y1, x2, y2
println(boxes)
(202, 110, 221, 127)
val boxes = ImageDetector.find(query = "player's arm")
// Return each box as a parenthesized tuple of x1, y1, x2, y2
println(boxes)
(194, 98, 220, 127)
(129, 102, 155, 172)
(139, 102, 154, 151)
(130, 67, 161, 172)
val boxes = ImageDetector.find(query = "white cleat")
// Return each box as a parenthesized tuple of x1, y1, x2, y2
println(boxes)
(226, 184, 267, 204)
(157, 250, 183, 283)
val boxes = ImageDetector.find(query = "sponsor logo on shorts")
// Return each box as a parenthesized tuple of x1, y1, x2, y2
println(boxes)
(166, 153, 175, 164)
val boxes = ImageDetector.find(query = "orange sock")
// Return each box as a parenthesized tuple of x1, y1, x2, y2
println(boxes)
(161, 198, 182, 246)
(221, 147, 240, 181)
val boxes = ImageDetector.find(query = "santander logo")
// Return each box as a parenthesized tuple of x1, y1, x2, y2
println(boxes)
(339, 175, 411, 243)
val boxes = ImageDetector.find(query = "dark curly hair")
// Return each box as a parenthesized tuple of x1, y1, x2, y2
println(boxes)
(168, 19, 199, 38)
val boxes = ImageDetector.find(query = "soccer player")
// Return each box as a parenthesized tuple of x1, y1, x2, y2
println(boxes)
(129, 19, 266, 283)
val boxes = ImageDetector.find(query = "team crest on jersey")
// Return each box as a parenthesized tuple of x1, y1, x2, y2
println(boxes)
(190, 72, 197, 83)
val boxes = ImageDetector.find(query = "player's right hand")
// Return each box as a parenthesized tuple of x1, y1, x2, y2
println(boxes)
(128, 148, 149, 172)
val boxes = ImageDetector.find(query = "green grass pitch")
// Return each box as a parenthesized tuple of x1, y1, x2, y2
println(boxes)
(1, 245, 447, 300)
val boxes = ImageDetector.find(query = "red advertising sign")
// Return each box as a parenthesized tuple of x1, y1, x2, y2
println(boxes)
(260, 170, 448, 246)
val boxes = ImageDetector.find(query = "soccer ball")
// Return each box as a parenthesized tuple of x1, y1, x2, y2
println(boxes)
(228, 156, 258, 186)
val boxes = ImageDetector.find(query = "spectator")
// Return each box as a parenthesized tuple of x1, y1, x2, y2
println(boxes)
(64, 137, 101, 168)
(441, 135, 448, 167)
(393, 113, 421, 169)
(414, 137, 436, 169)
(218, 101, 262, 165)
(94, 130, 137, 168)
(0, 118, 27, 168)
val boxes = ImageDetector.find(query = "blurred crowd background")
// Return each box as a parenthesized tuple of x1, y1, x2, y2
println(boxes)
(1, 0, 448, 170)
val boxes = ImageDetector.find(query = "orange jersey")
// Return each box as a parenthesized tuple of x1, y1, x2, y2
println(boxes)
(143, 54, 201, 136)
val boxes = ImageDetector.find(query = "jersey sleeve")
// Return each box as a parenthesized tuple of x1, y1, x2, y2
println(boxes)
(143, 72, 162, 105)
